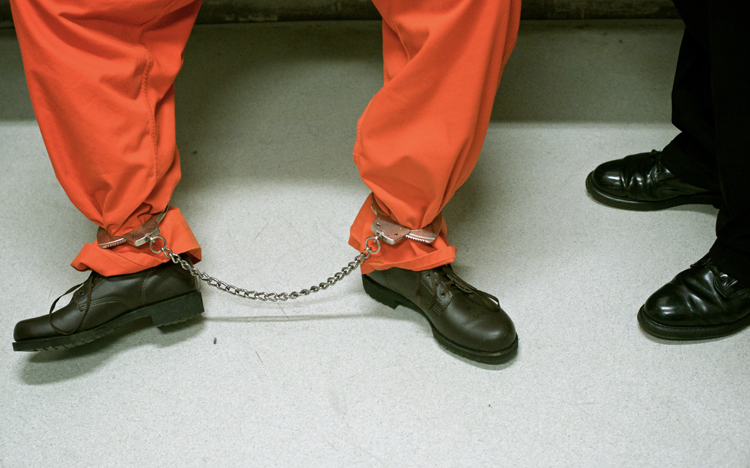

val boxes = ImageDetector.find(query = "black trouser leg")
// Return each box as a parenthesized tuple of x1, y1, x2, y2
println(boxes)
(659, 0, 719, 191)
(660, 0, 750, 283)
(703, 0, 750, 283)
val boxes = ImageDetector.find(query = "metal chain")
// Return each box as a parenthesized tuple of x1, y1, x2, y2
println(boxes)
(146, 234, 382, 302)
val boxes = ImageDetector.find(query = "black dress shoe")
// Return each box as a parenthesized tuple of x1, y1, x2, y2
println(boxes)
(586, 150, 721, 210)
(363, 264, 517, 364)
(13, 260, 204, 351)
(638, 256, 750, 340)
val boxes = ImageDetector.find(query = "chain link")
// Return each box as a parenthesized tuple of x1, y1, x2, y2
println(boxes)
(147, 235, 382, 302)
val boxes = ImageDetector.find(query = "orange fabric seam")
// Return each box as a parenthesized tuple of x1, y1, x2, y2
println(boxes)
(388, 0, 412, 63)
(135, 0, 182, 222)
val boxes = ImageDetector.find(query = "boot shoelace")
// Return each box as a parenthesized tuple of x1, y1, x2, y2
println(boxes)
(48, 272, 96, 335)
(433, 265, 500, 307)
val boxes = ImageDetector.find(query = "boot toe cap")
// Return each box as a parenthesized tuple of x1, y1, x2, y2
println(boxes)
(14, 316, 56, 342)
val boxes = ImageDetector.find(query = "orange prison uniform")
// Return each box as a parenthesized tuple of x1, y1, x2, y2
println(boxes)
(10, 0, 521, 277)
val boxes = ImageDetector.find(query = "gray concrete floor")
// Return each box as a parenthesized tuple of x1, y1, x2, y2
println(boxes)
(1, 20, 748, 467)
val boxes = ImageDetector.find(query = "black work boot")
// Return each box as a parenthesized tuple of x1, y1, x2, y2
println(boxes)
(363, 264, 517, 364)
(13, 260, 204, 351)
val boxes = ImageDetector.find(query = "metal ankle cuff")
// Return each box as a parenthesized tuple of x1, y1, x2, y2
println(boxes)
(97, 206, 170, 249)
(370, 196, 442, 245)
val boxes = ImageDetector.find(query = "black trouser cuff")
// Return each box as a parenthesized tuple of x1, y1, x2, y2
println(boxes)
(709, 240, 750, 286)
(660, 134, 721, 193)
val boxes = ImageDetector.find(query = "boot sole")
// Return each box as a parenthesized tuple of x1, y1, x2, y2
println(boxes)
(362, 275, 518, 364)
(13, 290, 204, 352)
(585, 172, 722, 211)
(637, 305, 750, 340)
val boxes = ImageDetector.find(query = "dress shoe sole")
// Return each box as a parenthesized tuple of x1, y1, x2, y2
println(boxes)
(637, 305, 750, 340)
(12, 290, 204, 352)
(585, 172, 722, 211)
(362, 275, 518, 364)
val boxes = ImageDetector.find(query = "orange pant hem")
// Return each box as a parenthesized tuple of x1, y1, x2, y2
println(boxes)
(71, 207, 202, 276)
(349, 195, 457, 275)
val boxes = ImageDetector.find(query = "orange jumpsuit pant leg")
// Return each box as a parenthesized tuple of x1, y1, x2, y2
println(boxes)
(10, 0, 202, 276)
(349, 0, 521, 274)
